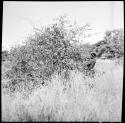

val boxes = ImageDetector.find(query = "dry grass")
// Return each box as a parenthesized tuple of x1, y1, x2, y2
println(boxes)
(2, 59, 123, 122)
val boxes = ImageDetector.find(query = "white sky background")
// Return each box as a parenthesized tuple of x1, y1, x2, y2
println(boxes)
(2, 1, 124, 51)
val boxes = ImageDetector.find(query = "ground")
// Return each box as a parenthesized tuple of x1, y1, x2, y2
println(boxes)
(2, 58, 123, 122)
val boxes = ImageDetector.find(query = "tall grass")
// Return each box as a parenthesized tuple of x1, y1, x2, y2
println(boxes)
(2, 60, 123, 122)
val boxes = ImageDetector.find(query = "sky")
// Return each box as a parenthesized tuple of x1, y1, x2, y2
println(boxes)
(2, 1, 124, 51)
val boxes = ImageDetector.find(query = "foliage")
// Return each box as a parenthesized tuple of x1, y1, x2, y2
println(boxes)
(4, 16, 96, 92)
(2, 61, 123, 121)
(92, 29, 124, 59)
(2, 50, 9, 61)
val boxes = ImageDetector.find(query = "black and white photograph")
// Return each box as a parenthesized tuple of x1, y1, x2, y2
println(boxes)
(2, 1, 124, 122)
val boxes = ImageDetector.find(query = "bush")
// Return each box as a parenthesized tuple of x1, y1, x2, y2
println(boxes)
(2, 50, 9, 61)
(93, 29, 124, 59)
(4, 16, 97, 93)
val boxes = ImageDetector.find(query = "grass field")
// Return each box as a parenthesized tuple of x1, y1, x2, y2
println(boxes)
(2, 59, 123, 122)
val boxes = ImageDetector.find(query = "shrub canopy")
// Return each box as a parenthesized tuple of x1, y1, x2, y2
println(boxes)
(5, 16, 96, 92)
(93, 29, 124, 59)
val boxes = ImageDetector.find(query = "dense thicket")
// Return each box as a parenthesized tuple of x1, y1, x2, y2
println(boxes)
(3, 15, 124, 93)
(2, 50, 9, 61)
(3, 17, 96, 92)
(93, 29, 124, 59)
